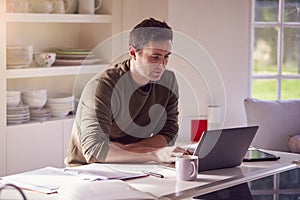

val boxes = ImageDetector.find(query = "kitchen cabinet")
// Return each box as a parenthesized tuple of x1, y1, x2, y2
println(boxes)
(6, 120, 63, 175)
(0, 0, 121, 176)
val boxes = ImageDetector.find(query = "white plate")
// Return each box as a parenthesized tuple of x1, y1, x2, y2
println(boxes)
(7, 65, 26, 69)
(7, 104, 29, 111)
(53, 58, 101, 66)
(7, 113, 30, 118)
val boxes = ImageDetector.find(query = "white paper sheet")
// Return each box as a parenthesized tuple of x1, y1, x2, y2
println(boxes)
(57, 180, 157, 200)
(0, 164, 147, 194)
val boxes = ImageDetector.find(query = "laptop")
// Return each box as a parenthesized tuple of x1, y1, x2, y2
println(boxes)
(192, 126, 259, 172)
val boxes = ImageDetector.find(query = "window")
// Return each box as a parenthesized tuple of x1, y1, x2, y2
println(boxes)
(252, 0, 300, 100)
(249, 168, 300, 199)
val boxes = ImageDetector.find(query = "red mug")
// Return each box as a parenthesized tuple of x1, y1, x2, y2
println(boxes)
(191, 118, 207, 142)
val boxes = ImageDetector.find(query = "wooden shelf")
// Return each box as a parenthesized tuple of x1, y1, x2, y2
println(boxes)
(5, 64, 107, 79)
(6, 13, 112, 23)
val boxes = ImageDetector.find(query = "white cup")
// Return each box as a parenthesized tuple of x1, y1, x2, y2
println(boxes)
(208, 105, 221, 130)
(7, 0, 30, 13)
(29, 0, 53, 13)
(51, 0, 65, 13)
(176, 155, 199, 181)
(78, 0, 102, 14)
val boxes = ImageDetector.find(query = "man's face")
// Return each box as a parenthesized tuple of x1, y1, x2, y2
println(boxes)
(131, 40, 172, 83)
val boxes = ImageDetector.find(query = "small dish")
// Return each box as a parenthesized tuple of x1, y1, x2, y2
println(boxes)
(34, 52, 56, 67)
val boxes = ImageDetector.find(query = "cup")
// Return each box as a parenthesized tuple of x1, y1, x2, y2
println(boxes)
(51, 0, 66, 13)
(7, 0, 29, 13)
(78, 0, 102, 14)
(176, 155, 199, 181)
(64, 0, 78, 14)
(208, 105, 221, 130)
(191, 117, 208, 142)
(29, 0, 53, 13)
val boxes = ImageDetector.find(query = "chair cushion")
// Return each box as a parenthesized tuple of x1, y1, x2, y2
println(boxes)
(244, 97, 300, 152)
(288, 135, 300, 153)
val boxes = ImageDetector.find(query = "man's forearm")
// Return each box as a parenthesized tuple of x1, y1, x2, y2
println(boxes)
(104, 135, 168, 162)
(125, 134, 168, 149)
(104, 142, 157, 162)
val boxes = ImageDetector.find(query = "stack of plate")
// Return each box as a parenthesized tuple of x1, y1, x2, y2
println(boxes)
(53, 48, 101, 66)
(7, 105, 30, 125)
(30, 107, 52, 121)
(7, 91, 21, 107)
(46, 93, 74, 117)
(22, 90, 47, 108)
(7, 44, 33, 69)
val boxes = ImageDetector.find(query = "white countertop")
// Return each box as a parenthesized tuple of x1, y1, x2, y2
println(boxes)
(0, 150, 299, 200)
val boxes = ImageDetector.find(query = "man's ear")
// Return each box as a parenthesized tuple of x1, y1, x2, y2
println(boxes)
(129, 46, 136, 60)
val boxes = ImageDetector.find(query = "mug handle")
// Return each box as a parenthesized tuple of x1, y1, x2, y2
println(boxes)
(190, 162, 197, 178)
(95, 0, 102, 11)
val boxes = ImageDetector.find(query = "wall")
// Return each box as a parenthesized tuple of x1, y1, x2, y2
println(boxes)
(119, 0, 252, 142)
(168, 0, 252, 129)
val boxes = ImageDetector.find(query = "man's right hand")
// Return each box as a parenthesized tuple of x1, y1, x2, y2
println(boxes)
(152, 146, 185, 163)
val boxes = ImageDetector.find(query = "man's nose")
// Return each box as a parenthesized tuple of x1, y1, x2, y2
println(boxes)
(159, 58, 167, 66)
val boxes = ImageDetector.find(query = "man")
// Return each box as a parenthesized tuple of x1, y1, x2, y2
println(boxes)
(65, 18, 181, 166)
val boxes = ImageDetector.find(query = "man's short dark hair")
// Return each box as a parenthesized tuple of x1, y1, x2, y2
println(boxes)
(129, 18, 173, 51)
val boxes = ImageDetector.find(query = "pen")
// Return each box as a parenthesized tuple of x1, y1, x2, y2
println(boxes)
(142, 170, 164, 178)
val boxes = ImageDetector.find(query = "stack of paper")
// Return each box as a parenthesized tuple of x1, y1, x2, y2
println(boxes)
(0, 163, 147, 195)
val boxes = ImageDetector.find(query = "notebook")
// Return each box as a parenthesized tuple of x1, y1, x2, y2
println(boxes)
(193, 126, 259, 171)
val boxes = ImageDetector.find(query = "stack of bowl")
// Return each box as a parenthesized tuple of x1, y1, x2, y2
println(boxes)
(7, 44, 33, 69)
(21, 89, 47, 109)
(46, 93, 74, 117)
(6, 91, 21, 107)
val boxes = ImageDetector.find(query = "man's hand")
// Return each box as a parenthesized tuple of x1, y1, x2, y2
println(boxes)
(152, 146, 186, 163)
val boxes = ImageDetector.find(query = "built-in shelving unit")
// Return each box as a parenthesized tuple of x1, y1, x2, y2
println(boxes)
(0, 0, 119, 176)
(5, 64, 107, 79)
(6, 13, 113, 23)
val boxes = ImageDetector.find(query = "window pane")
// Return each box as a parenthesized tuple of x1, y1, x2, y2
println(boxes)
(281, 79, 300, 99)
(255, 0, 279, 22)
(284, 0, 300, 22)
(283, 28, 300, 75)
(252, 194, 274, 200)
(279, 194, 300, 200)
(279, 169, 300, 189)
(253, 27, 278, 75)
(249, 175, 274, 190)
(252, 79, 277, 100)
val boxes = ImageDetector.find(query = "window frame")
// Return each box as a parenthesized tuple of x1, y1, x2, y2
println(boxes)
(251, 0, 300, 100)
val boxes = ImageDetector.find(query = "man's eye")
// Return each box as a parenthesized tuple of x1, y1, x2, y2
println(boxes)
(151, 55, 160, 59)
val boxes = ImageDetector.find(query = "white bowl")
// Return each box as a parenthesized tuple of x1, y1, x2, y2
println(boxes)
(47, 103, 73, 110)
(47, 93, 74, 103)
(51, 110, 70, 117)
(34, 52, 56, 67)
(6, 98, 20, 107)
(22, 96, 47, 108)
(22, 89, 47, 97)
(7, 91, 21, 97)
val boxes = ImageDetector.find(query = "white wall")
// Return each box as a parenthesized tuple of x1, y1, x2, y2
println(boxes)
(168, 0, 251, 126)
(120, 0, 252, 142)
